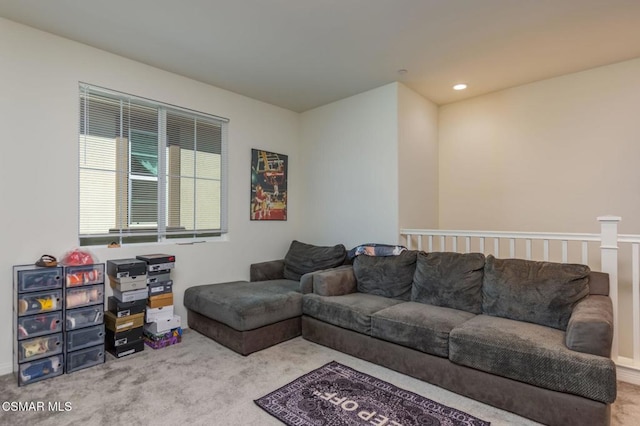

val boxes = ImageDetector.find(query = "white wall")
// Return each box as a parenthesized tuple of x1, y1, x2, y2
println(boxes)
(439, 58, 640, 235)
(299, 83, 400, 248)
(0, 18, 300, 374)
(398, 84, 439, 230)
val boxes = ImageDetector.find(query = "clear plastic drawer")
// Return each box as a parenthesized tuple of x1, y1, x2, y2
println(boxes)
(65, 284, 104, 309)
(17, 312, 63, 340)
(66, 305, 104, 330)
(65, 264, 105, 287)
(18, 333, 63, 362)
(16, 267, 63, 292)
(66, 345, 104, 373)
(17, 289, 62, 316)
(18, 355, 64, 386)
(66, 324, 105, 352)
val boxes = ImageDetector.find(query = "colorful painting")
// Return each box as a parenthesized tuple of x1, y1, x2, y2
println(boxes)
(251, 149, 288, 221)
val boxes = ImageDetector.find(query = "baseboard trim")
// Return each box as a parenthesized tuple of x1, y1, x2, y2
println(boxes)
(616, 358, 640, 385)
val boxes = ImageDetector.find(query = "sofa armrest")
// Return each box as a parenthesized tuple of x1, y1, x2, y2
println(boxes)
(310, 265, 356, 296)
(565, 295, 613, 357)
(250, 259, 285, 282)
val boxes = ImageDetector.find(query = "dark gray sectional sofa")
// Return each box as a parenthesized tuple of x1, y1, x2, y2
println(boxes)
(301, 251, 616, 426)
(184, 242, 616, 426)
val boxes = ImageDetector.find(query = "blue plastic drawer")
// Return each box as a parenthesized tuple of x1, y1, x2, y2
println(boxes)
(18, 355, 64, 386)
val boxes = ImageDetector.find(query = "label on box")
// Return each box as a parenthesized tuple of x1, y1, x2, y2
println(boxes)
(148, 262, 175, 272)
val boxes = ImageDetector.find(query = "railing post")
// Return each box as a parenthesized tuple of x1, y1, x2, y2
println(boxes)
(599, 215, 621, 361)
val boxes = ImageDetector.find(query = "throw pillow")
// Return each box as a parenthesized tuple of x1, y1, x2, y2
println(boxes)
(283, 240, 347, 281)
(411, 251, 485, 314)
(353, 251, 417, 300)
(482, 255, 590, 330)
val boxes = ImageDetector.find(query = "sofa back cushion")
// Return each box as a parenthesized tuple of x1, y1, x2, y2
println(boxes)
(411, 252, 485, 314)
(353, 250, 417, 300)
(482, 255, 590, 330)
(283, 240, 347, 281)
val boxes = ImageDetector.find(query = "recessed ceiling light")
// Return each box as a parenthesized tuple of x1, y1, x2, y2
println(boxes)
(453, 83, 467, 91)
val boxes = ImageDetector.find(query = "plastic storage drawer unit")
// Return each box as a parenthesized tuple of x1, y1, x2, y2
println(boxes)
(17, 312, 63, 340)
(66, 345, 105, 373)
(19, 355, 64, 386)
(66, 324, 105, 352)
(66, 305, 104, 331)
(18, 333, 63, 362)
(17, 268, 63, 292)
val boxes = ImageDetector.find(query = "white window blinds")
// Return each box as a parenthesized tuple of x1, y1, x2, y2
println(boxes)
(78, 84, 228, 245)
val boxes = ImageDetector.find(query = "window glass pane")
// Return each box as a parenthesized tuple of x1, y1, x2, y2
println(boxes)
(130, 131, 158, 177)
(130, 179, 158, 225)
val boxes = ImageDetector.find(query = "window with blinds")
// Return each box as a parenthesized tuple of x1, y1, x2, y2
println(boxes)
(78, 84, 228, 245)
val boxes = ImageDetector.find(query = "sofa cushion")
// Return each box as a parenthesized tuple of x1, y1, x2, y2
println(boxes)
(183, 280, 302, 331)
(411, 252, 485, 314)
(302, 293, 404, 334)
(449, 314, 616, 404)
(482, 255, 590, 330)
(565, 295, 613, 357)
(353, 251, 417, 300)
(312, 265, 357, 296)
(283, 240, 347, 281)
(371, 302, 475, 357)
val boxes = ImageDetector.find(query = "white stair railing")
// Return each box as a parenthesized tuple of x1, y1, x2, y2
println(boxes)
(400, 216, 640, 385)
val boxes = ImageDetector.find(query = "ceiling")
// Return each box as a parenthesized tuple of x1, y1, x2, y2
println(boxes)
(1, 0, 640, 112)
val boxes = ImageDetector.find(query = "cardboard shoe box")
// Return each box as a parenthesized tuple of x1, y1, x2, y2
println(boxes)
(106, 259, 147, 279)
(148, 280, 173, 296)
(113, 287, 148, 303)
(148, 292, 173, 308)
(107, 339, 144, 358)
(105, 311, 144, 333)
(109, 275, 147, 292)
(144, 315, 181, 334)
(107, 296, 146, 318)
(106, 327, 143, 347)
(143, 327, 182, 350)
(146, 305, 174, 323)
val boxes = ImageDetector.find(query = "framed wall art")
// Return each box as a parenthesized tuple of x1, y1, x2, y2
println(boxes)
(250, 149, 288, 221)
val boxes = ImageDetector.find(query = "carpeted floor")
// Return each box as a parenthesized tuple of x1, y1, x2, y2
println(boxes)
(1, 330, 639, 425)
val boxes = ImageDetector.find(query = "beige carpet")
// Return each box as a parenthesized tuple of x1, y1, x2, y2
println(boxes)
(1, 330, 638, 425)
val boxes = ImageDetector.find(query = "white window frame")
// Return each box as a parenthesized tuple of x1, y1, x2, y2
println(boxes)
(78, 83, 229, 246)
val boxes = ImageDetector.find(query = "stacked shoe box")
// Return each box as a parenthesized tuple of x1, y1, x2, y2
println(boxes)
(105, 259, 147, 358)
(136, 254, 182, 349)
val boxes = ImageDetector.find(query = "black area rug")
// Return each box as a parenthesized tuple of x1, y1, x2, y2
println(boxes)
(255, 361, 490, 426)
